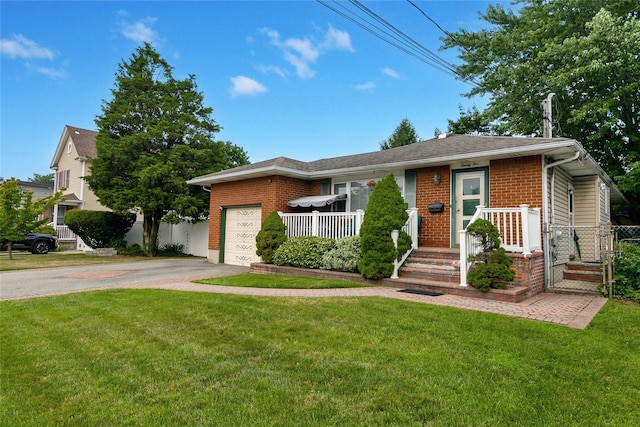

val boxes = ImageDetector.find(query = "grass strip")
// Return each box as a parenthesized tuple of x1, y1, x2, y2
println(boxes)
(193, 273, 372, 289)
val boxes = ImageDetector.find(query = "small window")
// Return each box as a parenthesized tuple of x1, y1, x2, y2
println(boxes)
(67, 141, 72, 153)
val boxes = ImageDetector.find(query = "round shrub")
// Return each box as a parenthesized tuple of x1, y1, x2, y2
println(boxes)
(321, 235, 362, 272)
(466, 219, 515, 291)
(256, 211, 287, 264)
(273, 236, 336, 269)
(65, 210, 135, 248)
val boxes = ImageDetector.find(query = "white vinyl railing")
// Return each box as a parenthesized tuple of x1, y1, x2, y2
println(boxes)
(278, 210, 365, 240)
(459, 204, 541, 286)
(50, 224, 77, 241)
(278, 208, 420, 279)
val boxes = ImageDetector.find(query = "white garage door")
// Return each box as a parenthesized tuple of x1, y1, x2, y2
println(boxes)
(224, 207, 262, 266)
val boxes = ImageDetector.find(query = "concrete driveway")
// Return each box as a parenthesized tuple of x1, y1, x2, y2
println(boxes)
(0, 258, 249, 300)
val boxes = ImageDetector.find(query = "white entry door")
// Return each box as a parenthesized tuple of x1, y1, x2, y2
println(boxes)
(224, 207, 262, 266)
(454, 170, 487, 245)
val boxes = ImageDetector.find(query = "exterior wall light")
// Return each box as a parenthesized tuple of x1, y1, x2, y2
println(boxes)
(433, 172, 441, 185)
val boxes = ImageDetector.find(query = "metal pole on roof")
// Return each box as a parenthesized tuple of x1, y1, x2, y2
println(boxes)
(541, 93, 555, 138)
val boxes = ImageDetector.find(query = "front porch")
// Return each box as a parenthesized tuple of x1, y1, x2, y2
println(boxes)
(275, 205, 544, 302)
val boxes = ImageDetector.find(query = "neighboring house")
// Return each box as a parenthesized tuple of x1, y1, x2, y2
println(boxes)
(0, 179, 54, 222)
(187, 134, 624, 300)
(49, 125, 208, 255)
(50, 125, 107, 249)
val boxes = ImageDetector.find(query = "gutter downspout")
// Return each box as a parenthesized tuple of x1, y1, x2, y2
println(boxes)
(542, 151, 581, 291)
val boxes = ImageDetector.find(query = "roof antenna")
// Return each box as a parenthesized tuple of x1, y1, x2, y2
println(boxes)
(541, 93, 555, 138)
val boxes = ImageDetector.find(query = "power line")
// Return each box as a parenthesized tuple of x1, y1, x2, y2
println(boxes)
(316, 0, 481, 88)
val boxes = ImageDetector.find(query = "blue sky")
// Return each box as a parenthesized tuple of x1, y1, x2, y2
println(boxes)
(1, 0, 503, 181)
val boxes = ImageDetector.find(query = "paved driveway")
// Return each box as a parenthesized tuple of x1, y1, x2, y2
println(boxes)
(0, 258, 248, 300)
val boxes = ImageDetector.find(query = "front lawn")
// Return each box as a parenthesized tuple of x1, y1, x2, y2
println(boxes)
(0, 253, 156, 271)
(1, 290, 639, 426)
(194, 273, 371, 289)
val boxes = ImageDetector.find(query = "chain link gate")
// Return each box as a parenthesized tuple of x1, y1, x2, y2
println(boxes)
(547, 224, 611, 293)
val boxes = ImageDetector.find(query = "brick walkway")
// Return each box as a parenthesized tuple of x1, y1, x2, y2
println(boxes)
(122, 279, 607, 329)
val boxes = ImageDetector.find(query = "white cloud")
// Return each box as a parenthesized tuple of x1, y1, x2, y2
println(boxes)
(117, 11, 159, 44)
(321, 25, 354, 52)
(0, 34, 55, 59)
(257, 64, 288, 78)
(382, 67, 400, 79)
(31, 65, 66, 78)
(261, 25, 354, 79)
(355, 81, 375, 90)
(230, 76, 268, 97)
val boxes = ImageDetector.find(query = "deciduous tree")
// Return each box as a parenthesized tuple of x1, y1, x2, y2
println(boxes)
(443, 1, 640, 220)
(86, 43, 249, 255)
(0, 178, 64, 259)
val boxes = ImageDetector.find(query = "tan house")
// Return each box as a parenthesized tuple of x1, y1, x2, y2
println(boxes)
(50, 125, 108, 249)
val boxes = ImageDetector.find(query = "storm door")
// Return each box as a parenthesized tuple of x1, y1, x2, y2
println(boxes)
(453, 169, 488, 245)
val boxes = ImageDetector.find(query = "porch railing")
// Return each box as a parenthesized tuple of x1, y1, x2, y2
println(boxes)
(459, 205, 541, 286)
(278, 208, 420, 278)
(278, 210, 365, 239)
(50, 224, 77, 241)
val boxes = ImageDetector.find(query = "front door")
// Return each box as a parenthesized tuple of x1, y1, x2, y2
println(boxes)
(453, 169, 488, 245)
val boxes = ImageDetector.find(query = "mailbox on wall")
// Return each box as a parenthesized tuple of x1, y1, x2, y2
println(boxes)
(428, 202, 445, 213)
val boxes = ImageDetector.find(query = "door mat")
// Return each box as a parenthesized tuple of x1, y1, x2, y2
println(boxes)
(398, 288, 443, 297)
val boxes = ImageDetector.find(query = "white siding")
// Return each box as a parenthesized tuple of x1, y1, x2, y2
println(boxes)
(574, 177, 597, 226)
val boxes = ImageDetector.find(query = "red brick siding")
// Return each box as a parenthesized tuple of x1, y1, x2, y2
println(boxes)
(489, 156, 543, 208)
(415, 166, 451, 247)
(208, 176, 313, 250)
(509, 251, 545, 298)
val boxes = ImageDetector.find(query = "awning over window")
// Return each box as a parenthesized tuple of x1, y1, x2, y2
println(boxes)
(287, 193, 347, 208)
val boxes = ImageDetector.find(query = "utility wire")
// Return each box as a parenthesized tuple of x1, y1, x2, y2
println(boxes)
(316, 0, 481, 88)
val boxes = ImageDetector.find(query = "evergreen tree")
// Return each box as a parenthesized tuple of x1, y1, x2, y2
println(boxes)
(86, 43, 249, 256)
(255, 211, 287, 263)
(358, 173, 412, 279)
(380, 118, 420, 150)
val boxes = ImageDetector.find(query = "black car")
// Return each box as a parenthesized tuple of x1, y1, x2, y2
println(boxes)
(0, 233, 59, 254)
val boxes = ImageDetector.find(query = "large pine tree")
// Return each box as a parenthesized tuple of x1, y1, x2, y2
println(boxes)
(87, 43, 248, 255)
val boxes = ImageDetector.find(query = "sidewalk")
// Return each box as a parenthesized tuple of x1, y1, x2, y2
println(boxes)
(121, 279, 607, 329)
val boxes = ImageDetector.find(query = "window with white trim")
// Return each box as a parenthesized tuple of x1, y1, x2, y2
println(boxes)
(333, 175, 404, 212)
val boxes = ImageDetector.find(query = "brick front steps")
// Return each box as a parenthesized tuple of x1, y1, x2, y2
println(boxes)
(249, 247, 531, 303)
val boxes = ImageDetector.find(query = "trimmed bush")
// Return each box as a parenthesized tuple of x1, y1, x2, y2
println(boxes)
(273, 236, 336, 269)
(466, 219, 515, 292)
(321, 235, 362, 272)
(358, 173, 412, 280)
(117, 243, 145, 256)
(614, 242, 640, 303)
(157, 243, 189, 257)
(256, 211, 287, 264)
(65, 210, 136, 249)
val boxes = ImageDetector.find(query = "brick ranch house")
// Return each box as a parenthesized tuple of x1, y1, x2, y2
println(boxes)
(188, 134, 624, 301)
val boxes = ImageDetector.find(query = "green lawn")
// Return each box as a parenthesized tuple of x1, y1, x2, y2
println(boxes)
(195, 273, 372, 289)
(1, 290, 639, 426)
(0, 253, 155, 271)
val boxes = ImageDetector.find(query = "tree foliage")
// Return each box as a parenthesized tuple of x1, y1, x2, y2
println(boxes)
(380, 118, 420, 150)
(358, 173, 412, 280)
(465, 219, 515, 292)
(65, 210, 135, 249)
(255, 211, 287, 264)
(86, 43, 249, 256)
(0, 178, 64, 259)
(443, 1, 640, 220)
(28, 173, 54, 185)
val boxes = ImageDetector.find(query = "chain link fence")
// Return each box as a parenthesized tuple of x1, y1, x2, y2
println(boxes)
(548, 225, 606, 293)
(547, 225, 640, 296)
